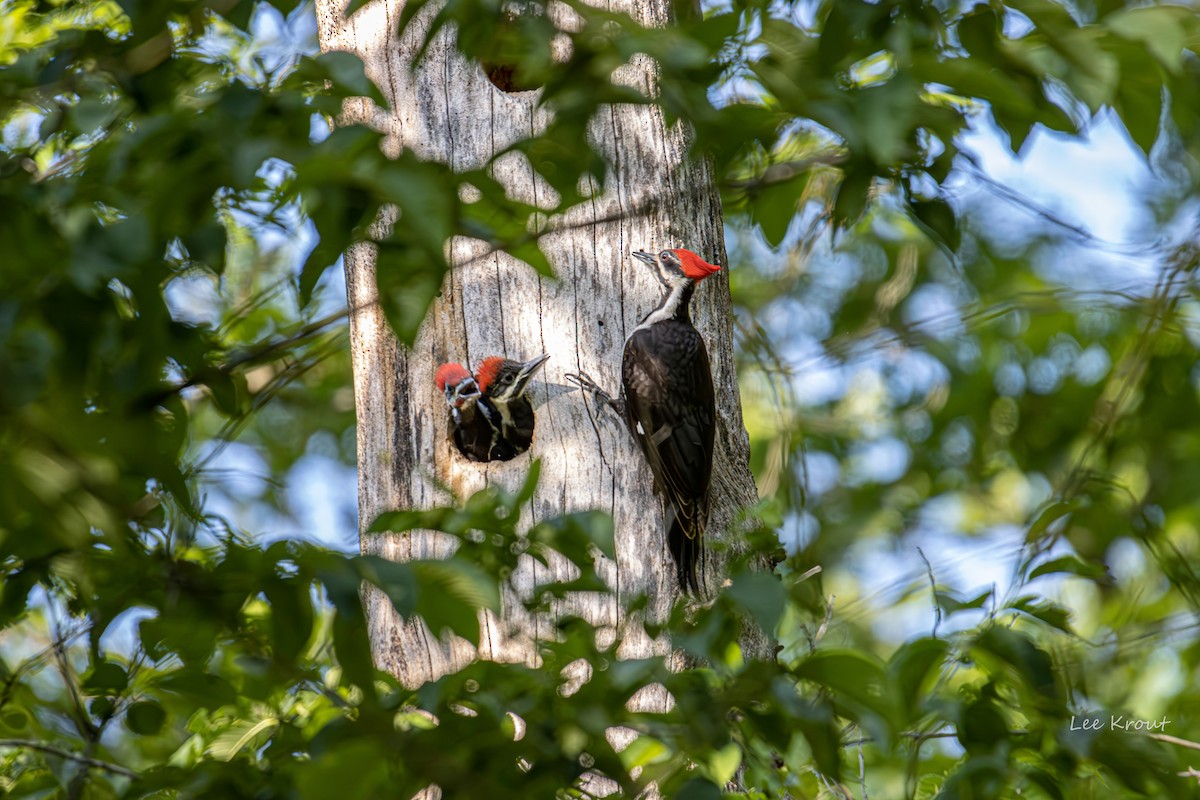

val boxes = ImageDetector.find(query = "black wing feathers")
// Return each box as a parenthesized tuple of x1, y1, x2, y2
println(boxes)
(622, 322, 715, 593)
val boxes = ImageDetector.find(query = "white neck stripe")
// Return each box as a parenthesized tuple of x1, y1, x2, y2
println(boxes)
(631, 282, 689, 335)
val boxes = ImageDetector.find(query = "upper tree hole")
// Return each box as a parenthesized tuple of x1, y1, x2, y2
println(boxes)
(485, 63, 539, 93)
(480, 2, 559, 93)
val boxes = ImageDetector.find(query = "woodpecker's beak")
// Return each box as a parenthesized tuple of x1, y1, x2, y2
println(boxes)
(513, 353, 550, 395)
(448, 378, 481, 408)
(632, 251, 657, 267)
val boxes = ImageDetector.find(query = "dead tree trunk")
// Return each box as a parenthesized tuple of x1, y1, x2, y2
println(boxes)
(315, 0, 761, 689)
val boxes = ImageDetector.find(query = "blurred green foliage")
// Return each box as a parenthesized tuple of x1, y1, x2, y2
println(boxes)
(3, 0, 1200, 796)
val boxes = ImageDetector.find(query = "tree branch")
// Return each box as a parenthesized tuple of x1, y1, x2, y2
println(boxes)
(1150, 733, 1200, 753)
(0, 740, 137, 779)
(842, 729, 1029, 748)
(138, 307, 351, 410)
(956, 151, 1155, 256)
(916, 547, 941, 639)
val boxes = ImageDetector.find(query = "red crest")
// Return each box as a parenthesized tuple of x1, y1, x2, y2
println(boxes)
(673, 249, 721, 281)
(435, 362, 472, 391)
(475, 356, 505, 394)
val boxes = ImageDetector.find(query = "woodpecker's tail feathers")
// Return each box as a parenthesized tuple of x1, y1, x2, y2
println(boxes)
(667, 507, 705, 596)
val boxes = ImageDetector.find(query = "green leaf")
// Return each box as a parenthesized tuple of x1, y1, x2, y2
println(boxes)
(527, 511, 617, 573)
(973, 627, 1063, 710)
(1116, 80, 1161, 156)
(90, 696, 116, 719)
(68, 98, 116, 136)
(1009, 596, 1074, 634)
(1020, 765, 1066, 800)
(265, 577, 315, 664)
(367, 508, 444, 535)
(296, 740, 391, 800)
(506, 239, 554, 278)
(1028, 555, 1113, 585)
(311, 51, 387, 106)
(793, 649, 891, 722)
(210, 717, 281, 762)
(786, 697, 843, 781)
(617, 735, 669, 770)
(707, 742, 741, 786)
(752, 174, 807, 247)
(910, 197, 960, 253)
(412, 559, 500, 644)
(230, 0, 259, 28)
(332, 609, 376, 699)
(888, 637, 948, 723)
(1106, 6, 1193, 74)
(1006, 0, 1078, 32)
(126, 700, 166, 735)
(517, 459, 542, 507)
(726, 570, 787, 637)
(675, 778, 722, 800)
(1025, 500, 1079, 543)
(84, 661, 128, 694)
(155, 670, 239, 707)
(935, 587, 992, 615)
(0, 709, 30, 732)
(957, 6, 1000, 60)
(957, 697, 1009, 754)
(375, 233, 449, 346)
(206, 371, 248, 417)
(831, 167, 872, 229)
(1089, 728, 1184, 795)
(356, 555, 418, 617)
(935, 753, 1008, 798)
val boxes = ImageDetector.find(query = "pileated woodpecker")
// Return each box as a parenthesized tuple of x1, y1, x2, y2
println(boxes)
(435, 354, 549, 462)
(475, 353, 550, 461)
(435, 362, 491, 461)
(568, 248, 721, 594)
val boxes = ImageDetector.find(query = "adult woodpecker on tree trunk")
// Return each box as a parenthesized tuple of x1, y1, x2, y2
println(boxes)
(569, 248, 721, 594)
(436, 355, 550, 462)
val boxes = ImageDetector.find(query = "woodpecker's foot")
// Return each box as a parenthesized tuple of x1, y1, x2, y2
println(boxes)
(565, 371, 610, 402)
(566, 371, 621, 416)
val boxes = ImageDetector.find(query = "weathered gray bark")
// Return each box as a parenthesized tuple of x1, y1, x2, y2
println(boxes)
(315, 0, 760, 690)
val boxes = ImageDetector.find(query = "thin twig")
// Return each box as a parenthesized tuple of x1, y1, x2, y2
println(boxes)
(140, 306, 352, 409)
(1150, 733, 1200, 753)
(842, 729, 1029, 748)
(916, 548, 941, 639)
(956, 152, 1159, 256)
(0, 623, 89, 713)
(804, 594, 834, 655)
(796, 565, 823, 582)
(188, 331, 347, 473)
(857, 731, 869, 800)
(0, 740, 137, 779)
(48, 613, 94, 744)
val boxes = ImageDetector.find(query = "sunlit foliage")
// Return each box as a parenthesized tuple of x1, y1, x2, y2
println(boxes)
(3, 0, 1200, 796)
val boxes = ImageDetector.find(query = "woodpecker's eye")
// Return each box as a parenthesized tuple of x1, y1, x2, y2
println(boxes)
(501, 374, 514, 384)
(660, 250, 671, 261)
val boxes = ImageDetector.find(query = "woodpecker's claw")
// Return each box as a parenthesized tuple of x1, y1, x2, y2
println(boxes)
(567, 371, 626, 420)
(566, 371, 607, 400)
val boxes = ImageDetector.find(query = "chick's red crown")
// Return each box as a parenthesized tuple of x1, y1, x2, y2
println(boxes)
(435, 362, 472, 391)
